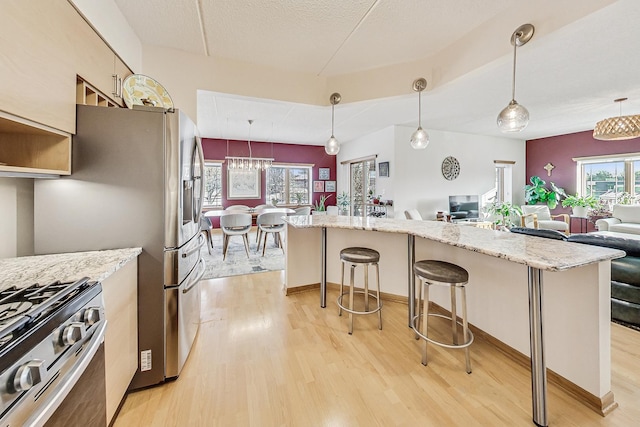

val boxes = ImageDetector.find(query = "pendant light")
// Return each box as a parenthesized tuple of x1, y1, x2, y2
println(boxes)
(497, 24, 535, 132)
(593, 98, 640, 141)
(410, 78, 429, 149)
(325, 92, 341, 155)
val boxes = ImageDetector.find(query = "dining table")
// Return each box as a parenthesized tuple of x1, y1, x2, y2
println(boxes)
(204, 207, 296, 218)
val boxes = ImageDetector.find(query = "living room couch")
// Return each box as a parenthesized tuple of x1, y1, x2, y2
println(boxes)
(595, 204, 640, 235)
(510, 227, 640, 326)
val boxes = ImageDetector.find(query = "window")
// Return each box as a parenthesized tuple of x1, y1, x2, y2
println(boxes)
(575, 153, 640, 204)
(349, 158, 376, 217)
(203, 162, 223, 207)
(266, 165, 312, 205)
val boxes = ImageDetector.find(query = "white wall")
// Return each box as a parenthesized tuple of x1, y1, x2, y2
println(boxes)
(0, 178, 33, 258)
(338, 125, 526, 220)
(393, 126, 526, 219)
(336, 126, 395, 204)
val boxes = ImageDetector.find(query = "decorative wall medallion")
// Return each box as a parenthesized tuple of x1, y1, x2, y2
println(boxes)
(441, 156, 460, 180)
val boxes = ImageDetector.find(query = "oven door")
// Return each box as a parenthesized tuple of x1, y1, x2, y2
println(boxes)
(29, 321, 107, 427)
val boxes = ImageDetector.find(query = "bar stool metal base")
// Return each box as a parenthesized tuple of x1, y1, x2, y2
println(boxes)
(412, 260, 473, 373)
(337, 247, 382, 334)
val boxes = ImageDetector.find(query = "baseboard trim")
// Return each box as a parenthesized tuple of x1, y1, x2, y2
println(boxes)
(284, 283, 616, 416)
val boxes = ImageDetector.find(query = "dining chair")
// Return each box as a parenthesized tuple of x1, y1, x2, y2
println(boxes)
(294, 206, 311, 215)
(199, 216, 214, 255)
(405, 209, 423, 220)
(256, 212, 286, 256)
(225, 205, 250, 211)
(219, 213, 252, 260)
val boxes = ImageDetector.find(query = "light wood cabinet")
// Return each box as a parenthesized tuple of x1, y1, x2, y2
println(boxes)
(0, 0, 132, 134)
(102, 258, 138, 425)
(0, 112, 71, 176)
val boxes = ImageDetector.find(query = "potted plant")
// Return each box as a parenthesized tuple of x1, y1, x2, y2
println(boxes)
(524, 176, 566, 209)
(337, 191, 350, 215)
(312, 194, 331, 215)
(561, 194, 599, 218)
(484, 201, 523, 230)
(294, 192, 304, 206)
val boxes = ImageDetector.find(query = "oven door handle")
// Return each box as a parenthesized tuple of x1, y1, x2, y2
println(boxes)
(27, 321, 108, 427)
(183, 258, 205, 294)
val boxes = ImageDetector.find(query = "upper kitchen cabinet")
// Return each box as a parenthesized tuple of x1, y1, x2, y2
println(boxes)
(0, 0, 132, 135)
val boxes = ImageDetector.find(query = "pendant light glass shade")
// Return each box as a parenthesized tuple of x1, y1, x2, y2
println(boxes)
(497, 100, 530, 132)
(593, 98, 640, 141)
(410, 78, 429, 149)
(325, 93, 341, 155)
(497, 24, 534, 133)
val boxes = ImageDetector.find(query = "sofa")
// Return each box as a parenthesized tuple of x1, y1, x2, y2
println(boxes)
(595, 204, 640, 235)
(510, 227, 640, 326)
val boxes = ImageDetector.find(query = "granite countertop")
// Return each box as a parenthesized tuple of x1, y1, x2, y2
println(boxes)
(0, 248, 142, 292)
(283, 216, 625, 272)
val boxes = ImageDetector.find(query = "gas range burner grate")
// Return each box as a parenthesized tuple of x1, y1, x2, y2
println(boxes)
(0, 278, 92, 350)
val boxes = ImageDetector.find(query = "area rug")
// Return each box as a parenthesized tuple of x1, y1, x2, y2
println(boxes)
(202, 230, 284, 279)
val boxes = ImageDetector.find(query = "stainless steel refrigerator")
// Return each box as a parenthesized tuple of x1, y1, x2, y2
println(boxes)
(34, 104, 206, 390)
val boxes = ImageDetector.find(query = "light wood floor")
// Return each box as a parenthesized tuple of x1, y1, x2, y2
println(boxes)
(114, 271, 640, 426)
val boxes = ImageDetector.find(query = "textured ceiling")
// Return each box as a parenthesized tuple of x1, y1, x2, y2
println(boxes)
(114, 0, 640, 145)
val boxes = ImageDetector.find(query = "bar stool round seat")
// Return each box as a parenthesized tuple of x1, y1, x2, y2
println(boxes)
(411, 260, 474, 373)
(337, 247, 382, 334)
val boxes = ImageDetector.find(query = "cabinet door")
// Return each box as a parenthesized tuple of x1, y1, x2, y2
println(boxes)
(0, 0, 77, 133)
(113, 55, 133, 107)
(102, 259, 138, 424)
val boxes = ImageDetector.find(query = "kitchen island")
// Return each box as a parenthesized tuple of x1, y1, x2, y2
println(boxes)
(284, 215, 624, 426)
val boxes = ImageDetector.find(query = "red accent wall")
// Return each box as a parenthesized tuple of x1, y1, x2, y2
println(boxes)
(526, 130, 640, 231)
(202, 138, 336, 224)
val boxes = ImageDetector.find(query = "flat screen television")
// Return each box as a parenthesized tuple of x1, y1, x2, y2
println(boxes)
(448, 195, 479, 220)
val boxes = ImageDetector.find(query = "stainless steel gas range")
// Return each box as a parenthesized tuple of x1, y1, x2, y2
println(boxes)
(0, 277, 107, 426)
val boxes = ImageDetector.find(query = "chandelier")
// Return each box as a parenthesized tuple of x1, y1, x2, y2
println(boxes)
(226, 119, 274, 171)
(593, 98, 640, 141)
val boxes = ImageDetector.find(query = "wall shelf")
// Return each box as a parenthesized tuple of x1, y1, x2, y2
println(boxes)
(0, 111, 71, 176)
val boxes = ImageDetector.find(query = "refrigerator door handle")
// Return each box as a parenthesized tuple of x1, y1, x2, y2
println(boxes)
(182, 233, 206, 258)
(183, 258, 205, 294)
(194, 136, 206, 224)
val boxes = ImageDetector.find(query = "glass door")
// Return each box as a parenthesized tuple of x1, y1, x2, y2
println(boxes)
(349, 158, 376, 217)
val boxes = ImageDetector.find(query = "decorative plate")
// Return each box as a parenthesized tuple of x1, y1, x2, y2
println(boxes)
(122, 74, 174, 110)
(441, 156, 460, 180)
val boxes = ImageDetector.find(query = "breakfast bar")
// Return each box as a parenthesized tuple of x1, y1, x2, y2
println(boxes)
(283, 215, 625, 427)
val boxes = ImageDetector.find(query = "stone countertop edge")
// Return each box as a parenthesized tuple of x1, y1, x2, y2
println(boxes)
(0, 248, 142, 291)
(284, 216, 625, 272)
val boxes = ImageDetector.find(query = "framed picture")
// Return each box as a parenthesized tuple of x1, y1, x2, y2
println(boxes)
(319, 167, 330, 180)
(313, 180, 325, 192)
(227, 169, 260, 199)
(379, 161, 389, 177)
(325, 180, 336, 192)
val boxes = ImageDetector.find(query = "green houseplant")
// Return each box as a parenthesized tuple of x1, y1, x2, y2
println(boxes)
(484, 201, 523, 229)
(562, 194, 599, 218)
(313, 194, 331, 214)
(524, 176, 566, 209)
(336, 191, 350, 215)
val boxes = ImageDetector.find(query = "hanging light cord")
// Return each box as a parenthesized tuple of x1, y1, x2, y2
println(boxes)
(511, 35, 519, 101)
(247, 120, 253, 158)
(331, 104, 335, 137)
(417, 90, 422, 127)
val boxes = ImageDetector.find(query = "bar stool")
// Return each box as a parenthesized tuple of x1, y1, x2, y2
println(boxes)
(337, 247, 382, 334)
(411, 260, 473, 373)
